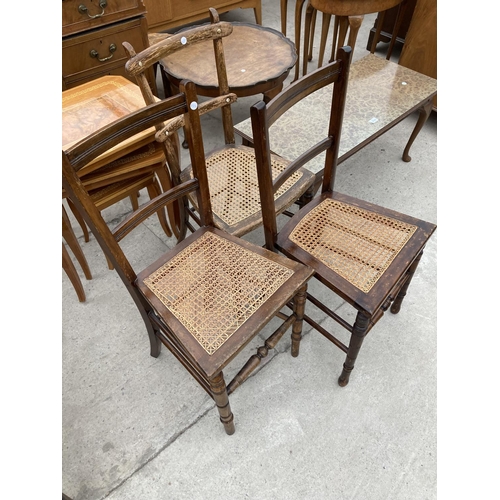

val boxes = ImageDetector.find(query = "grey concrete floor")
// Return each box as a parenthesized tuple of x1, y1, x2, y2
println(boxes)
(62, 2, 437, 499)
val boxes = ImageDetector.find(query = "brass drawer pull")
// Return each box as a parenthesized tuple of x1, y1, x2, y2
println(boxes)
(90, 43, 116, 62)
(78, 0, 107, 19)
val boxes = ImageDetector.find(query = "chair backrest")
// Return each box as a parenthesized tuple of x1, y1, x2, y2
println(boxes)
(123, 8, 235, 183)
(62, 80, 236, 292)
(250, 46, 351, 250)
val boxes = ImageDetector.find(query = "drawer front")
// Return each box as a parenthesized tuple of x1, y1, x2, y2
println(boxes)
(62, 18, 154, 90)
(62, 0, 146, 37)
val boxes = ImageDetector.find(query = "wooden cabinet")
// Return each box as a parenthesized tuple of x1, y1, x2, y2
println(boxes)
(62, 0, 155, 91)
(142, 0, 262, 33)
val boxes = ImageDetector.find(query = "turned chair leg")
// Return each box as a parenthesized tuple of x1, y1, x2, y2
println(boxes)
(209, 372, 235, 435)
(338, 311, 370, 387)
(291, 284, 308, 357)
(391, 251, 424, 314)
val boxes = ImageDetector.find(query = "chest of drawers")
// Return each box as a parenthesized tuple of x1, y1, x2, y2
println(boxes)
(62, 0, 155, 92)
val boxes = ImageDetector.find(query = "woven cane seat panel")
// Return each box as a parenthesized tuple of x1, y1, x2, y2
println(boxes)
(202, 147, 303, 227)
(289, 198, 417, 293)
(143, 232, 294, 355)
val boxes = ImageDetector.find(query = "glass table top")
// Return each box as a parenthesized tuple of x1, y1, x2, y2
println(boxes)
(235, 54, 437, 174)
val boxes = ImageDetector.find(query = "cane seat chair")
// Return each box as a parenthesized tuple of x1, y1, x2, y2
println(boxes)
(251, 47, 436, 386)
(123, 8, 316, 242)
(62, 81, 313, 435)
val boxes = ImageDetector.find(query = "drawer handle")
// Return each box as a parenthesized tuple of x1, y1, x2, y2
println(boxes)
(90, 43, 116, 62)
(78, 0, 107, 19)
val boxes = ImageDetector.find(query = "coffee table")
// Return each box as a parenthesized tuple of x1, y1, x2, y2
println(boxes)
(159, 22, 297, 102)
(234, 53, 437, 177)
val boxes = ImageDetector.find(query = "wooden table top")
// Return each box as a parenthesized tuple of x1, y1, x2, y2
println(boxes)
(235, 54, 437, 173)
(160, 22, 297, 98)
(62, 75, 155, 173)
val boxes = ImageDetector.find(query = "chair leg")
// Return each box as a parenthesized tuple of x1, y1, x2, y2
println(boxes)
(293, 0, 307, 81)
(209, 372, 235, 435)
(62, 206, 92, 280)
(308, 8, 317, 62)
(391, 250, 424, 314)
(338, 311, 370, 387)
(303, 2, 315, 76)
(317, 12, 331, 68)
(146, 178, 173, 238)
(62, 243, 86, 302)
(280, 0, 287, 35)
(291, 284, 308, 357)
(148, 326, 162, 358)
(66, 198, 90, 242)
(403, 99, 433, 162)
(253, 2, 262, 24)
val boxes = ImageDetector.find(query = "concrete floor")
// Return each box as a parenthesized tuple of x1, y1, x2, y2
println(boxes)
(62, 2, 437, 499)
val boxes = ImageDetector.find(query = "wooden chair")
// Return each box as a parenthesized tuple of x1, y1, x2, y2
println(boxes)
(62, 80, 313, 435)
(250, 46, 436, 386)
(62, 75, 176, 272)
(123, 8, 316, 242)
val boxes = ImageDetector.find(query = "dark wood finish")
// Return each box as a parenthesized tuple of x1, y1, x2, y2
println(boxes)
(62, 81, 313, 435)
(251, 47, 436, 387)
(142, 0, 262, 33)
(124, 9, 315, 242)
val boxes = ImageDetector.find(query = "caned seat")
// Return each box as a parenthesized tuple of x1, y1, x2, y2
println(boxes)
(251, 47, 436, 386)
(124, 8, 316, 241)
(179, 144, 312, 235)
(62, 81, 313, 435)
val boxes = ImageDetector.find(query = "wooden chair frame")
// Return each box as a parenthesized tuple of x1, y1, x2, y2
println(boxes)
(251, 47, 436, 386)
(62, 81, 313, 435)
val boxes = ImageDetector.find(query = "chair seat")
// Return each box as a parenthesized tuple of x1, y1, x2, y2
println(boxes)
(277, 191, 436, 316)
(137, 226, 312, 378)
(181, 145, 316, 236)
